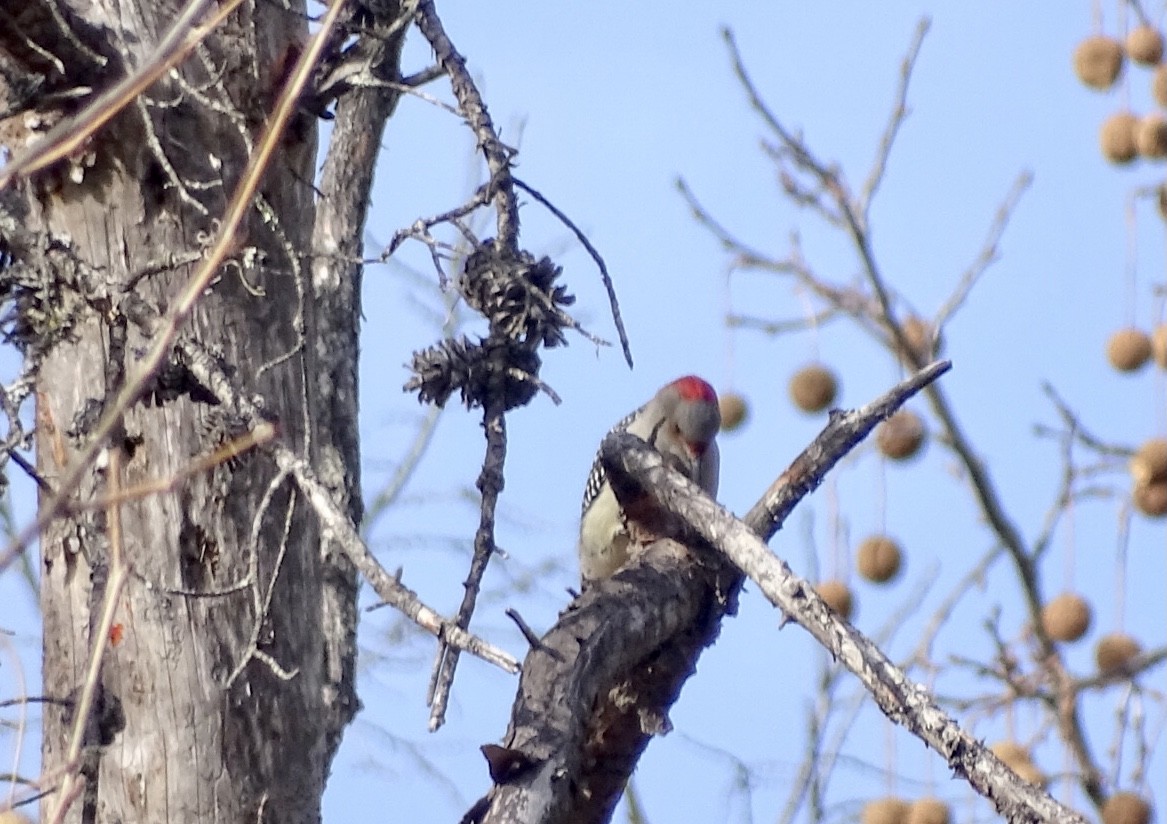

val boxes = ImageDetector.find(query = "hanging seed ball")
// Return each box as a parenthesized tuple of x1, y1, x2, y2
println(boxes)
(856, 535, 903, 584)
(1133, 478, 1167, 516)
(1127, 26, 1165, 65)
(1152, 324, 1167, 367)
(789, 364, 838, 413)
(906, 798, 951, 824)
(1012, 760, 1048, 787)
(1155, 65, 1167, 108)
(1096, 632, 1142, 675)
(1102, 792, 1154, 824)
(989, 741, 1046, 785)
(1107, 328, 1153, 371)
(900, 315, 942, 361)
(861, 797, 911, 824)
(990, 741, 1032, 772)
(1136, 114, 1167, 158)
(1130, 438, 1167, 485)
(877, 410, 927, 461)
(816, 579, 854, 620)
(718, 391, 749, 432)
(1074, 35, 1125, 89)
(1041, 593, 1092, 642)
(1101, 113, 1141, 163)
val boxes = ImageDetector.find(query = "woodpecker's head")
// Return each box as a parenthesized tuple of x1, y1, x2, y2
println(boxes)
(658, 375, 720, 458)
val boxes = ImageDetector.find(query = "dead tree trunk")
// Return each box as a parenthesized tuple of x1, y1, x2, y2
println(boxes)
(0, 1, 405, 820)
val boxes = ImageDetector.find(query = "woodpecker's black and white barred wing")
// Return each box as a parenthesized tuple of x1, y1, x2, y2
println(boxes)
(580, 403, 646, 516)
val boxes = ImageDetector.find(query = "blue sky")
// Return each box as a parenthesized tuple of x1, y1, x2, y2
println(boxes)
(3, 2, 1165, 822)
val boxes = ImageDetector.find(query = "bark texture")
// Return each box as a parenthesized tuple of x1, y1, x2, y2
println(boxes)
(0, 0, 402, 819)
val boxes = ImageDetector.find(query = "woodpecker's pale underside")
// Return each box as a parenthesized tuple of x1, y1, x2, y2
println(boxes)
(578, 375, 721, 583)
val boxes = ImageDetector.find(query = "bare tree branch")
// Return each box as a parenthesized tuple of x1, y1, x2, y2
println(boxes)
(469, 363, 1028, 824)
(934, 171, 1033, 330)
(859, 18, 931, 217)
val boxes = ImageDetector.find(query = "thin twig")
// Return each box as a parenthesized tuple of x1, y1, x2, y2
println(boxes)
(726, 308, 840, 336)
(934, 171, 1033, 330)
(504, 608, 562, 661)
(513, 177, 633, 367)
(859, 18, 931, 217)
(383, 185, 494, 263)
(1040, 381, 1133, 460)
(413, 0, 519, 249)
(426, 402, 507, 730)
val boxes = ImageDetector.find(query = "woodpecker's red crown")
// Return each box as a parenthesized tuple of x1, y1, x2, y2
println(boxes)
(671, 375, 718, 405)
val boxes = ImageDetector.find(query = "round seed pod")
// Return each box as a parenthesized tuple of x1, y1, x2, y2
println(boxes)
(899, 315, 943, 362)
(856, 535, 903, 584)
(816, 579, 854, 620)
(1107, 328, 1153, 371)
(1136, 114, 1167, 158)
(718, 392, 749, 432)
(877, 410, 927, 461)
(789, 364, 838, 413)
(1095, 632, 1142, 675)
(989, 742, 1026, 765)
(1011, 760, 1048, 788)
(906, 798, 951, 824)
(1102, 792, 1153, 824)
(1155, 65, 1167, 108)
(1074, 35, 1125, 89)
(1041, 593, 1092, 642)
(1101, 113, 1140, 163)
(990, 741, 1032, 772)
(1130, 438, 1167, 485)
(1132, 479, 1167, 517)
(989, 741, 1046, 786)
(1127, 26, 1165, 65)
(1152, 324, 1167, 367)
(861, 797, 911, 824)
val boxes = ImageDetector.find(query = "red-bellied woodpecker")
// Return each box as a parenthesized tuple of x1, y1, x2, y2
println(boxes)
(578, 375, 721, 583)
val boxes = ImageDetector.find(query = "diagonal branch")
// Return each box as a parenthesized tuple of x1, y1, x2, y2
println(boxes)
(157, 329, 519, 675)
(469, 363, 1044, 824)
